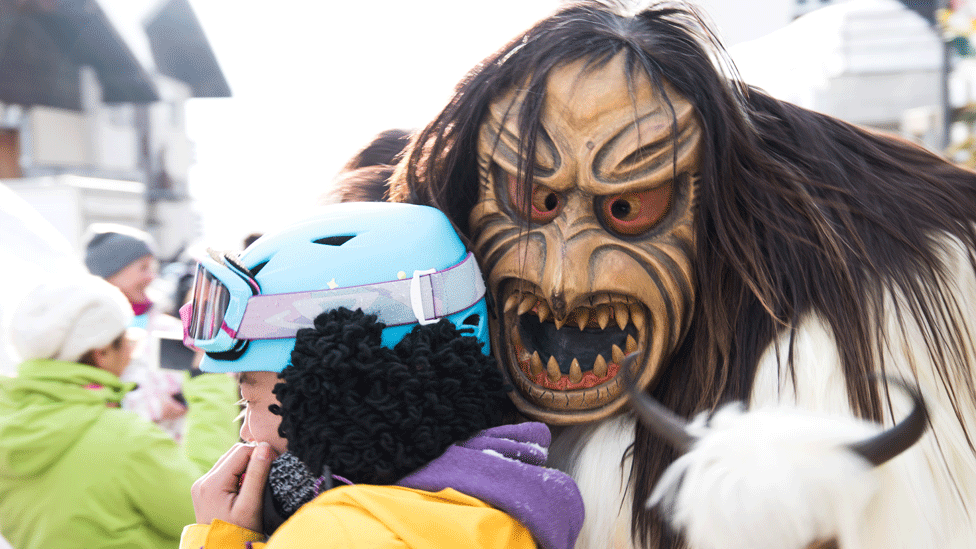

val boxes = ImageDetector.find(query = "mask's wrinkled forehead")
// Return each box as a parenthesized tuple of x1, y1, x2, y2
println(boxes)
(480, 53, 701, 193)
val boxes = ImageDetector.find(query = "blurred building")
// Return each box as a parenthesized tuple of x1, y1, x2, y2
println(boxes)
(0, 0, 229, 259)
(729, 0, 944, 143)
(694, 0, 965, 155)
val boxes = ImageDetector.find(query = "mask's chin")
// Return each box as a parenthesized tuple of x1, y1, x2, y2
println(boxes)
(497, 280, 650, 420)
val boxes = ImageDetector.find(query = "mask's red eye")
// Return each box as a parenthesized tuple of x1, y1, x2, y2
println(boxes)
(507, 173, 562, 224)
(599, 183, 673, 236)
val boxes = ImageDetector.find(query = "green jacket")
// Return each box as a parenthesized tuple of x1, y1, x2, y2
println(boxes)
(0, 359, 240, 549)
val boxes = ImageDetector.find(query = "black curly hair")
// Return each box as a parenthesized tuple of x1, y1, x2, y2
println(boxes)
(272, 307, 511, 485)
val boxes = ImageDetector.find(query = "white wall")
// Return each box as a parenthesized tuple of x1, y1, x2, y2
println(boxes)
(28, 108, 90, 167)
(728, 0, 942, 128)
(95, 103, 140, 173)
(152, 200, 201, 259)
(150, 75, 194, 192)
(5, 176, 145, 251)
(25, 67, 142, 175)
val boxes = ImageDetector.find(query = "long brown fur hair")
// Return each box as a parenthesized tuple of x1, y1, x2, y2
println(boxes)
(321, 128, 414, 204)
(387, 1, 976, 547)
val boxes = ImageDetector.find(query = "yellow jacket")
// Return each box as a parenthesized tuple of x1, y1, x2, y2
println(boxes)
(180, 484, 538, 549)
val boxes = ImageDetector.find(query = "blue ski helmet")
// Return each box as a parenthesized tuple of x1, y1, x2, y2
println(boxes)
(190, 202, 490, 373)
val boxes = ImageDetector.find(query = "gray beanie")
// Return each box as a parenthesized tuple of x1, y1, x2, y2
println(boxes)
(11, 275, 133, 363)
(84, 224, 156, 278)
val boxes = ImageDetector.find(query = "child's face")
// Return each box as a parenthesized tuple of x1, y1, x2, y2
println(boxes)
(238, 371, 288, 455)
(106, 254, 158, 304)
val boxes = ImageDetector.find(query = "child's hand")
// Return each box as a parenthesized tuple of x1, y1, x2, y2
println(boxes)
(190, 442, 276, 532)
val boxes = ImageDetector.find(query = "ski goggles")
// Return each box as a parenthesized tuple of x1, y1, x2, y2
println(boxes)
(180, 248, 486, 354)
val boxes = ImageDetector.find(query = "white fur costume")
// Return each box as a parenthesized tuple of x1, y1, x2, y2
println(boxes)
(557, 231, 976, 549)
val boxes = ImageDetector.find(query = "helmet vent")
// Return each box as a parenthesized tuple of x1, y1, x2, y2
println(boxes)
(314, 235, 355, 246)
(462, 314, 481, 326)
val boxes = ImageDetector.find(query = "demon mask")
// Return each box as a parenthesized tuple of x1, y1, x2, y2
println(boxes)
(470, 52, 702, 424)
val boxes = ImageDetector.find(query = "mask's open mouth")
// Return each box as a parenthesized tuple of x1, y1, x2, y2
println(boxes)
(503, 282, 646, 393)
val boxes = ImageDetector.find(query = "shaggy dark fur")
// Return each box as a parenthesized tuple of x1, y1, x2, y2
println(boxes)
(387, 1, 976, 547)
(272, 307, 510, 485)
(341, 128, 413, 172)
(321, 165, 396, 204)
(321, 129, 414, 205)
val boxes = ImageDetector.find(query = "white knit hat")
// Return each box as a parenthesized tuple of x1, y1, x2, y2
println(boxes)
(10, 275, 134, 363)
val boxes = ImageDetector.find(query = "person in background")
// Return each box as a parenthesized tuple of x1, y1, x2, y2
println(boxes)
(320, 128, 413, 204)
(84, 223, 196, 436)
(341, 128, 413, 172)
(0, 275, 240, 549)
(84, 223, 159, 328)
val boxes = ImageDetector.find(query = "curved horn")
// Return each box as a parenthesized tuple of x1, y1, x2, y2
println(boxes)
(620, 351, 696, 452)
(847, 375, 929, 466)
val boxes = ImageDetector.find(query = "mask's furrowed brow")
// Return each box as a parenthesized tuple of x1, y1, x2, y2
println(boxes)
(482, 109, 559, 182)
(594, 99, 701, 189)
(481, 110, 525, 172)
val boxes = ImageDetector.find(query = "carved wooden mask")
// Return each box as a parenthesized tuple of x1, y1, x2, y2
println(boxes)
(470, 52, 702, 424)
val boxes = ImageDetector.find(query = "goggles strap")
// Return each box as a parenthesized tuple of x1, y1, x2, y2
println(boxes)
(179, 302, 196, 349)
(234, 253, 486, 340)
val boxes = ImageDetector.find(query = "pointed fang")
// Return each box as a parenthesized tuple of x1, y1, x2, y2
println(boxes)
(530, 352, 544, 376)
(569, 359, 583, 383)
(595, 305, 611, 330)
(536, 301, 550, 323)
(546, 356, 562, 383)
(613, 303, 629, 331)
(518, 294, 538, 316)
(504, 293, 520, 313)
(612, 344, 626, 365)
(630, 305, 645, 333)
(575, 308, 590, 331)
(593, 354, 608, 377)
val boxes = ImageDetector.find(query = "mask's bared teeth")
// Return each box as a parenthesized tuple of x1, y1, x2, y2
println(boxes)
(574, 308, 590, 331)
(504, 293, 520, 313)
(593, 354, 608, 377)
(626, 334, 638, 353)
(613, 303, 629, 331)
(595, 305, 611, 330)
(518, 294, 537, 316)
(629, 304, 645, 332)
(530, 351, 544, 376)
(553, 315, 567, 330)
(536, 301, 550, 323)
(612, 344, 626, 365)
(546, 355, 562, 383)
(569, 359, 583, 383)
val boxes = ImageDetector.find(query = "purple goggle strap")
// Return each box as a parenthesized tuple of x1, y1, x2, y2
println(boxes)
(231, 252, 485, 340)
